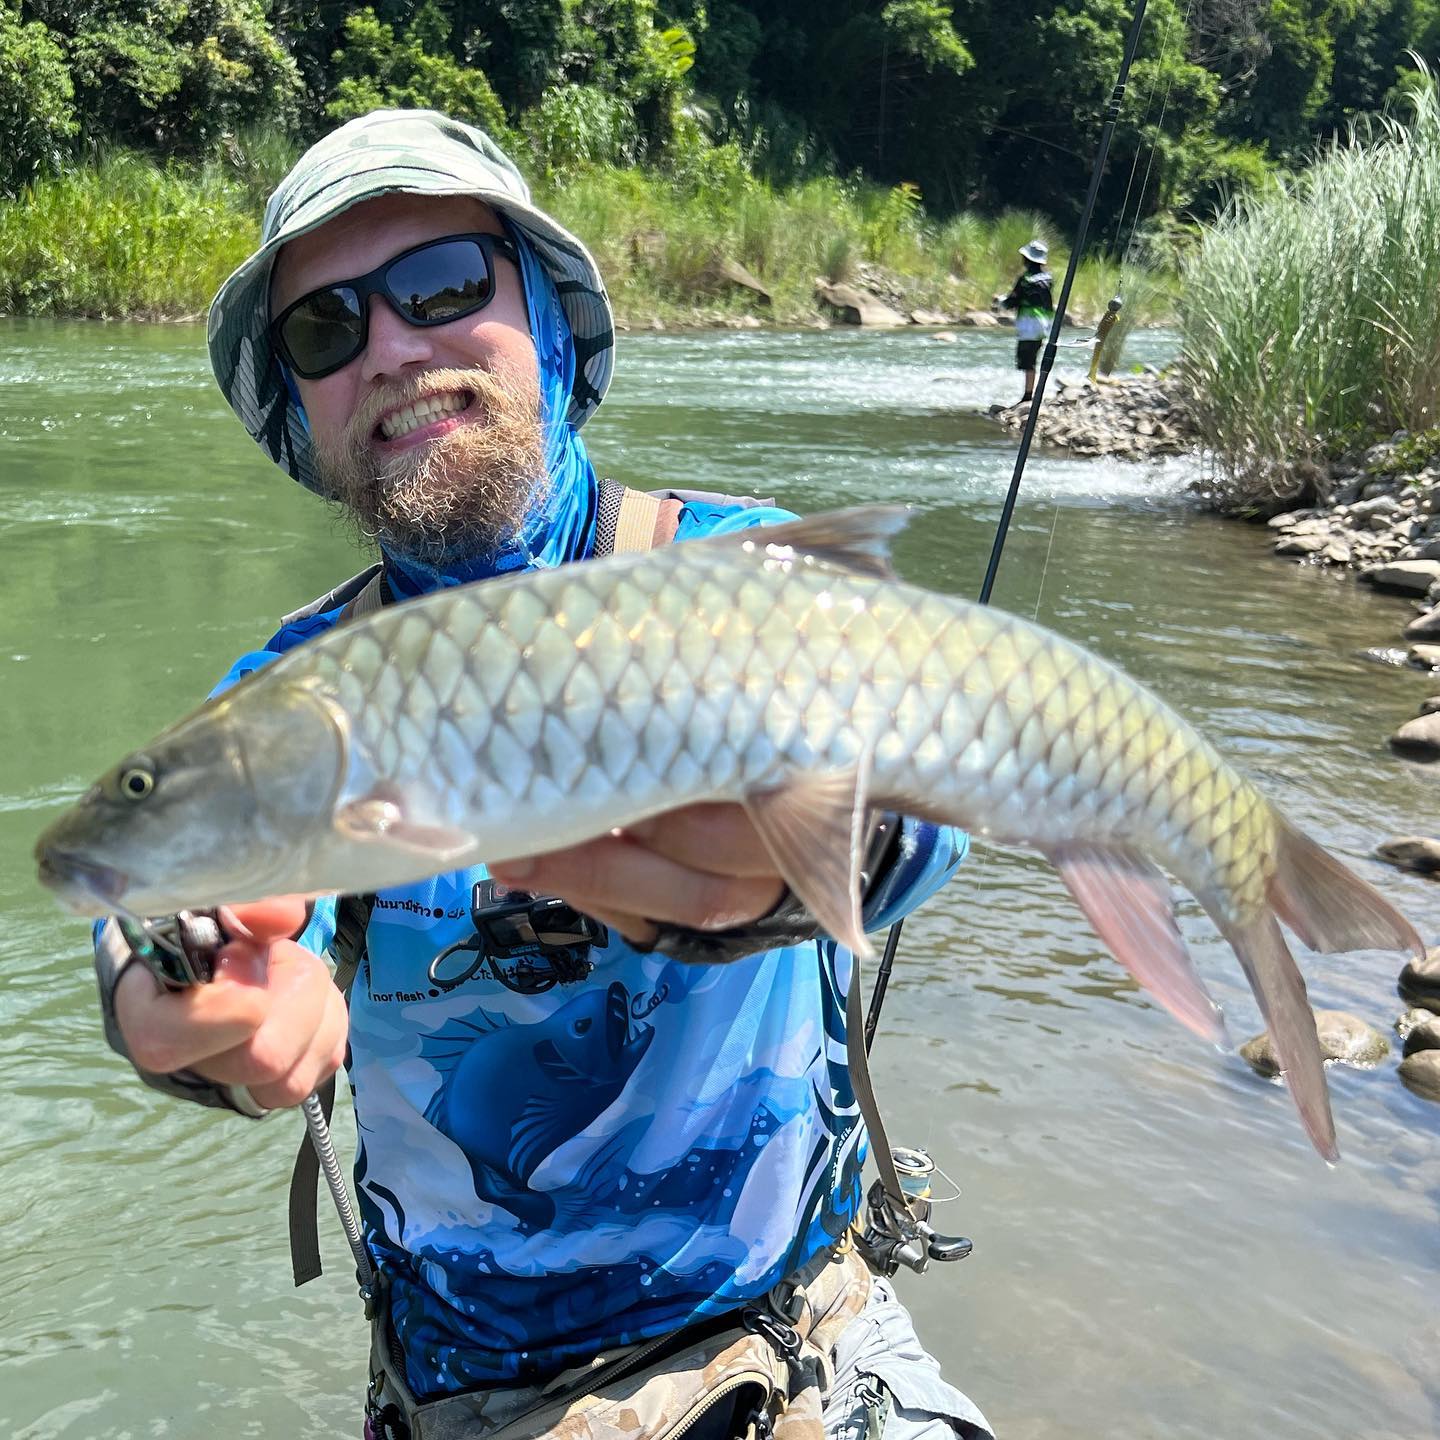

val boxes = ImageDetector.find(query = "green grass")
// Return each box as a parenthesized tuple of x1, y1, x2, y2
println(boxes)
(0, 138, 1174, 334)
(1180, 71, 1440, 514)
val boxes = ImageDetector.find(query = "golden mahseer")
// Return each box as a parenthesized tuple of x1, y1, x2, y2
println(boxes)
(36, 507, 1422, 1160)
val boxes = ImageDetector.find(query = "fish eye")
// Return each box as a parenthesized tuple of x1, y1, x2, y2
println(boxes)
(117, 765, 155, 801)
(572, 1018, 592, 1036)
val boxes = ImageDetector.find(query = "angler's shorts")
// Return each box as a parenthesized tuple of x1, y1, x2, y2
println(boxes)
(1015, 339, 1041, 371)
(822, 1279, 994, 1440)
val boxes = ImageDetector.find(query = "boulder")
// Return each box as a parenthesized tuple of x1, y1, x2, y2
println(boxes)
(1397, 1050, 1440, 1103)
(958, 309, 1003, 328)
(1275, 534, 1326, 556)
(1239, 1010, 1389, 1077)
(1375, 836, 1440, 874)
(700, 256, 772, 306)
(1388, 710, 1440, 760)
(1408, 643, 1440, 670)
(1402, 1013, 1440, 1056)
(814, 282, 906, 327)
(930, 330, 958, 343)
(1360, 559, 1440, 595)
(1419, 695, 1440, 715)
(1402, 607, 1440, 641)
(1396, 1007, 1436, 1040)
(909, 308, 949, 326)
(1398, 947, 1440, 1013)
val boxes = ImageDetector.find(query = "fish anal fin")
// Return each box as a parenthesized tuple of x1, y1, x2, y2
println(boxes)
(1270, 817, 1423, 958)
(1049, 844, 1228, 1047)
(710, 506, 910, 580)
(335, 789, 476, 865)
(745, 761, 874, 958)
(1224, 913, 1338, 1163)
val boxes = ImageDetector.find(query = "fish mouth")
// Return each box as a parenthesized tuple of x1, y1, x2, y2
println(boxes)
(35, 844, 129, 912)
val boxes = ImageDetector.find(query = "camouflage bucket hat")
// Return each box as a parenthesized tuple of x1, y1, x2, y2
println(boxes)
(207, 109, 615, 489)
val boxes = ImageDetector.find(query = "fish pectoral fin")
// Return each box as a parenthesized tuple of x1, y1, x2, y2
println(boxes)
(706, 506, 909, 580)
(1049, 844, 1228, 1047)
(744, 762, 874, 958)
(334, 794, 476, 864)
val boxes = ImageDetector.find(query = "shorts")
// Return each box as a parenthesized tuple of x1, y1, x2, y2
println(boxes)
(822, 1278, 994, 1440)
(1015, 339, 1041, 371)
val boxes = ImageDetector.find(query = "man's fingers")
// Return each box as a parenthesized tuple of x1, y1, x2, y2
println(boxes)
(192, 944, 339, 1091)
(223, 895, 310, 942)
(623, 804, 780, 879)
(492, 834, 784, 934)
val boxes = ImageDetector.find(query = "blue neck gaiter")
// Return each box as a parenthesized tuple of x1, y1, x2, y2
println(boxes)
(384, 229, 600, 598)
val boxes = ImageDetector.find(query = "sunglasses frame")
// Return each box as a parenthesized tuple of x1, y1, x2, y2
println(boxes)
(270, 231, 520, 381)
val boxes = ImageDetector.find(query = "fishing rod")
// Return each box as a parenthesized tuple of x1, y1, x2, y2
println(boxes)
(864, 0, 1152, 1051)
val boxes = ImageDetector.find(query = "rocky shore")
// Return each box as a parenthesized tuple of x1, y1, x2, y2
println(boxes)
(987, 374, 1198, 458)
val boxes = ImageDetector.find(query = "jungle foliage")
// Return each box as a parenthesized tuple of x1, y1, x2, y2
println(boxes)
(4, 0, 1440, 229)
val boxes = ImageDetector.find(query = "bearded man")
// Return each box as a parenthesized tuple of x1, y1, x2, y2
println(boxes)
(94, 110, 993, 1440)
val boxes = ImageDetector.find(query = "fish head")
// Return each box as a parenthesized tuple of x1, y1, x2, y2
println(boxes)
(35, 679, 346, 917)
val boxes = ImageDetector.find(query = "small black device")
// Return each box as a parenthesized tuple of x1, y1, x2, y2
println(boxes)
(427, 879, 606, 995)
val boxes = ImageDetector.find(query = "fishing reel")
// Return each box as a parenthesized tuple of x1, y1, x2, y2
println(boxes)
(855, 1146, 973, 1278)
(428, 879, 606, 995)
(117, 909, 225, 989)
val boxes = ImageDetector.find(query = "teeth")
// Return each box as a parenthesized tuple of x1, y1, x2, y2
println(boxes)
(380, 392, 468, 440)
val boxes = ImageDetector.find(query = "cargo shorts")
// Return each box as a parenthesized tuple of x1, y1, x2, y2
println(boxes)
(822, 1279, 993, 1440)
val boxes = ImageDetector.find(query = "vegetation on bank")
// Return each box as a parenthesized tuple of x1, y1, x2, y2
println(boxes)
(0, 139, 1171, 328)
(1181, 71, 1440, 516)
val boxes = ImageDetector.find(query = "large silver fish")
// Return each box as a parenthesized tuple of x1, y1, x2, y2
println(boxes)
(36, 507, 1421, 1158)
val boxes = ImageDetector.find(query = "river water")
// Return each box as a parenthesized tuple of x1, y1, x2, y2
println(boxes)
(2, 319, 1436, 1439)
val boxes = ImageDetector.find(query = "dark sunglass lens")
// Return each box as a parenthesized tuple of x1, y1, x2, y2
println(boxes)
(388, 240, 494, 322)
(283, 286, 363, 376)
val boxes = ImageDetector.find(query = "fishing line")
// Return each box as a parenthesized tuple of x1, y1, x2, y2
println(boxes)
(865, 0, 1152, 1053)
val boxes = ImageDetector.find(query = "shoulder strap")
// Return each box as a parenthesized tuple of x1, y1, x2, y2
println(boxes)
(594, 478, 683, 557)
(289, 892, 375, 1287)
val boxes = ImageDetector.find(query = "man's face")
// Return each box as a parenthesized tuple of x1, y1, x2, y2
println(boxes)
(270, 193, 545, 564)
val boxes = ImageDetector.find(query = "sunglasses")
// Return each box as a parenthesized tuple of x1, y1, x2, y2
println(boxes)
(271, 232, 520, 380)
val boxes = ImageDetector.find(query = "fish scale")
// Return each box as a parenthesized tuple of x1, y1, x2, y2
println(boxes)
(36, 506, 1423, 1160)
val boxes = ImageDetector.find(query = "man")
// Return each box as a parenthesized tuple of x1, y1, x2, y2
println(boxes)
(996, 240, 1054, 406)
(96, 110, 992, 1440)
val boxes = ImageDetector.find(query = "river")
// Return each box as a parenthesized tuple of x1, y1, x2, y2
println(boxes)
(2, 318, 1437, 1439)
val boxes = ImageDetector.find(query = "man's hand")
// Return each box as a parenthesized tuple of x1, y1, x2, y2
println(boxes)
(490, 802, 785, 949)
(114, 897, 347, 1111)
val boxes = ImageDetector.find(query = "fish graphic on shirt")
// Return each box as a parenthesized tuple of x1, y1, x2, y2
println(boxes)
(424, 981, 654, 1229)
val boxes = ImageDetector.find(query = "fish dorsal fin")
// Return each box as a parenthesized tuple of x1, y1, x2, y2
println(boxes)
(744, 758, 874, 958)
(712, 506, 911, 580)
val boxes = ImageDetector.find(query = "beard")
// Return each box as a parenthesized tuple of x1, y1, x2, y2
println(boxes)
(310, 362, 548, 566)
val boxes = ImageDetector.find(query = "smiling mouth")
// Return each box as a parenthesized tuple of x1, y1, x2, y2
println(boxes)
(376, 390, 474, 442)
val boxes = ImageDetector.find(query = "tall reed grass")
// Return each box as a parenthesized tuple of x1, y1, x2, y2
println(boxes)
(1181, 71, 1440, 514)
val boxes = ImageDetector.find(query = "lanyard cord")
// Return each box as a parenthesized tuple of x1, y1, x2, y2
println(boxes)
(864, 0, 1152, 1051)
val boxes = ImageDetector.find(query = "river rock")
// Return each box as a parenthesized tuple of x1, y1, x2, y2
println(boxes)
(1375, 836, 1440, 874)
(909, 307, 948, 326)
(1419, 695, 1440, 714)
(1275, 533, 1326, 556)
(1361, 559, 1440, 595)
(958, 310, 1002, 327)
(1407, 607, 1440, 640)
(1402, 1013, 1440, 1056)
(815, 281, 906, 327)
(1388, 711, 1440, 760)
(930, 330, 958, 343)
(1408, 643, 1440, 670)
(1239, 1010, 1389, 1077)
(1398, 1050, 1440, 1102)
(1398, 947, 1440, 1012)
(1396, 1007, 1435, 1039)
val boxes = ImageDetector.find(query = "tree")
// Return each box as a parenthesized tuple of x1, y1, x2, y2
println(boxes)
(0, 2, 74, 195)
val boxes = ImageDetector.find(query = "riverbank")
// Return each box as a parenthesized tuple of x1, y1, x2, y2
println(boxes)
(0, 149, 1173, 330)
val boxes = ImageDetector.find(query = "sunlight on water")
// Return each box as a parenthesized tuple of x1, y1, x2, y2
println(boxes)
(1, 320, 1436, 1439)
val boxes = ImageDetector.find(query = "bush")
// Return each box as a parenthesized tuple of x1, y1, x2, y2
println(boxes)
(0, 4, 75, 197)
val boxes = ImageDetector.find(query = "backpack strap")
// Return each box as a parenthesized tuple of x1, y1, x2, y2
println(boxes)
(290, 892, 375, 1286)
(594, 479, 683, 556)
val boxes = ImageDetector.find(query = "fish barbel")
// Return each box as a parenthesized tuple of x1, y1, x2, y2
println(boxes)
(36, 507, 1421, 1158)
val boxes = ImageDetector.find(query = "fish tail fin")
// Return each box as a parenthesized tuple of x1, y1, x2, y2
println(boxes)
(1221, 912, 1338, 1163)
(1269, 817, 1423, 959)
(1049, 844, 1229, 1046)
